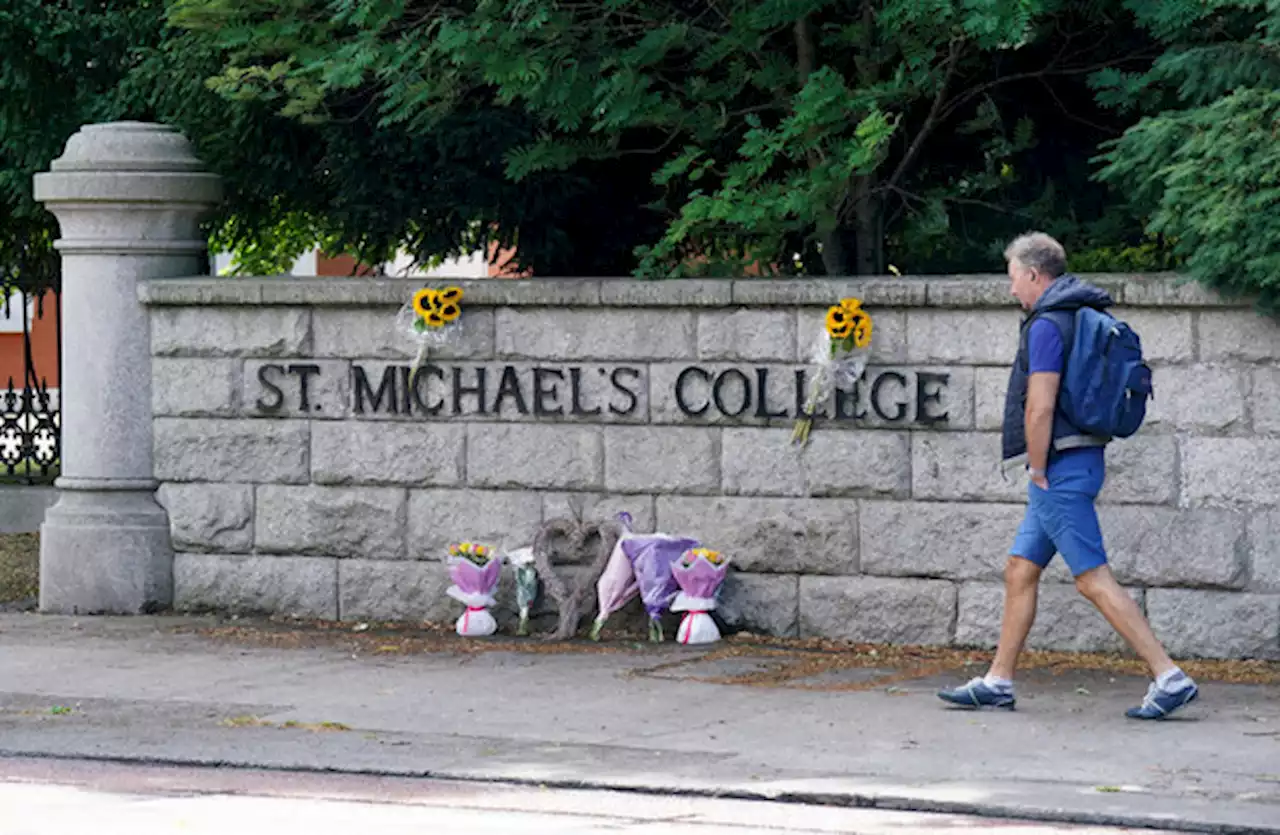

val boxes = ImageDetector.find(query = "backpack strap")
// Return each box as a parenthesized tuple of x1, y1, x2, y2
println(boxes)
(1018, 309, 1076, 374)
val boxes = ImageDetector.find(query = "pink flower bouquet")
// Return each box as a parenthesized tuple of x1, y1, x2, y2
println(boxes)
(445, 542, 502, 637)
(590, 512, 641, 640)
(671, 547, 730, 645)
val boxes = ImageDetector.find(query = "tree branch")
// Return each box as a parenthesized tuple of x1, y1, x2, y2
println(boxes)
(794, 17, 815, 81)
(933, 51, 1160, 131)
(885, 37, 963, 191)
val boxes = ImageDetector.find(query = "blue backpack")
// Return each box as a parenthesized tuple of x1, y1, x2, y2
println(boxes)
(1052, 306, 1153, 439)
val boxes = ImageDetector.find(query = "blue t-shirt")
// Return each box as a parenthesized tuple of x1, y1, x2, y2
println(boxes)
(1027, 317, 1104, 466)
(1027, 318, 1064, 374)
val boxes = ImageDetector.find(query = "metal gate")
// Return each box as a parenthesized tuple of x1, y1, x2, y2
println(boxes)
(1, 251, 61, 486)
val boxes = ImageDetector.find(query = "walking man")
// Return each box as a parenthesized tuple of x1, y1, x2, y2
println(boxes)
(937, 232, 1198, 720)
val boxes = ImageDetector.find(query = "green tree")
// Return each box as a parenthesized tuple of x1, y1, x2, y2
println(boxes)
(188, 0, 1162, 276)
(0, 0, 159, 293)
(1093, 0, 1280, 307)
(129, 17, 670, 276)
(135, 0, 671, 276)
(1, 0, 665, 280)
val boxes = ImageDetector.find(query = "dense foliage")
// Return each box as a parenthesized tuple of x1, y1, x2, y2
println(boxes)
(1, 0, 1275, 292)
(1094, 0, 1280, 309)
(0, 0, 155, 293)
(182, 0, 1166, 276)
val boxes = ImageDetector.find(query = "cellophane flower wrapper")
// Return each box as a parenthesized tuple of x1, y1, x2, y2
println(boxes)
(446, 554, 502, 637)
(801, 331, 870, 422)
(591, 512, 640, 640)
(621, 533, 700, 641)
(671, 552, 730, 645)
(394, 300, 467, 381)
(506, 546, 538, 636)
(792, 300, 873, 447)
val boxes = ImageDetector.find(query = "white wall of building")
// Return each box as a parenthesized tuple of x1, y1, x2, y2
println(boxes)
(211, 247, 490, 278)
(0, 296, 33, 334)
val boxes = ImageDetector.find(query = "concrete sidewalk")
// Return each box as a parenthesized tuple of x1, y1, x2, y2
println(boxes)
(1, 614, 1277, 834)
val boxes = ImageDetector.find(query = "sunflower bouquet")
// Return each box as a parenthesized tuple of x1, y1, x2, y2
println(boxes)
(445, 541, 502, 637)
(395, 284, 466, 382)
(791, 297, 874, 447)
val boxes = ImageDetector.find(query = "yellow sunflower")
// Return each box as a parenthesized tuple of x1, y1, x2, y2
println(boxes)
(825, 306, 850, 337)
(840, 297, 862, 313)
(828, 312, 854, 340)
(438, 286, 464, 304)
(425, 310, 446, 328)
(413, 289, 439, 319)
(852, 315, 873, 349)
(438, 302, 461, 323)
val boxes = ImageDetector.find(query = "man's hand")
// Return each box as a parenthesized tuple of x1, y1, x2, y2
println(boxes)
(1025, 371, 1059, 488)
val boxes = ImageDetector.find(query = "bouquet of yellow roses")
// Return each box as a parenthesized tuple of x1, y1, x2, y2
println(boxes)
(791, 297, 873, 447)
(395, 285, 466, 383)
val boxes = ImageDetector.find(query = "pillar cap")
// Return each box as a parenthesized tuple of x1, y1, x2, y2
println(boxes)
(48, 122, 210, 173)
(34, 122, 223, 208)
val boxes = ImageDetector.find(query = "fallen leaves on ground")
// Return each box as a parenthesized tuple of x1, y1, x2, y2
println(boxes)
(175, 615, 1280, 690)
(219, 715, 350, 732)
(221, 715, 272, 728)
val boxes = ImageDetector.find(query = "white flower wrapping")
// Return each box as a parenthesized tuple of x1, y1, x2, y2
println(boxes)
(394, 289, 468, 383)
(446, 586, 498, 637)
(671, 593, 721, 644)
(669, 549, 730, 645)
(506, 546, 539, 636)
(800, 329, 872, 421)
(445, 553, 502, 637)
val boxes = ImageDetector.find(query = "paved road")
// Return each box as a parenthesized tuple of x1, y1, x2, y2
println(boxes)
(1, 614, 1277, 833)
(0, 757, 1175, 835)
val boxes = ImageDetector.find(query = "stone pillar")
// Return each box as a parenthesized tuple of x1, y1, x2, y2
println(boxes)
(33, 122, 222, 613)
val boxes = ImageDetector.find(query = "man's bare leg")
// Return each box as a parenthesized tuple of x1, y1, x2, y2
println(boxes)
(988, 556, 1043, 680)
(1074, 565, 1176, 677)
(937, 556, 1040, 709)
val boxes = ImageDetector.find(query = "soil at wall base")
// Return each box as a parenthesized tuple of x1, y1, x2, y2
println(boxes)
(0, 533, 38, 606)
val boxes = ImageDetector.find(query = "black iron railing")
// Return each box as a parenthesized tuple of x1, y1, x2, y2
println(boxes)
(1, 286, 60, 485)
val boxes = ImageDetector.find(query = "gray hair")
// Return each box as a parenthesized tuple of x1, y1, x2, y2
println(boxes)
(1004, 232, 1067, 278)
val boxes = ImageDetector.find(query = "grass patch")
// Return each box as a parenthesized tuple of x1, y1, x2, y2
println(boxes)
(0, 460, 60, 485)
(0, 533, 38, 603)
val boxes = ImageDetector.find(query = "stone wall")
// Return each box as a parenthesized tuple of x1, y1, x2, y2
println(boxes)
(139, 274, 1280, 659)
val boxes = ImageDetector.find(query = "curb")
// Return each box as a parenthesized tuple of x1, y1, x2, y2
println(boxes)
(3, 748, 1276, 835)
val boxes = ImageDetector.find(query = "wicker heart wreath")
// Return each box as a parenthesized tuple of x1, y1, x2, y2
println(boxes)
(530, 501, 623, 641)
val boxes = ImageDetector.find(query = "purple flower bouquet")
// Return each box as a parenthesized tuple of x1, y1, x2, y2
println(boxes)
(445, 542, 502, 637)
(621, 533, 700, 642)
(671, 548, 730, 645)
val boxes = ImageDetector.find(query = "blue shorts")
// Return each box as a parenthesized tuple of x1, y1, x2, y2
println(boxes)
(1010, 448, 1108, 577)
